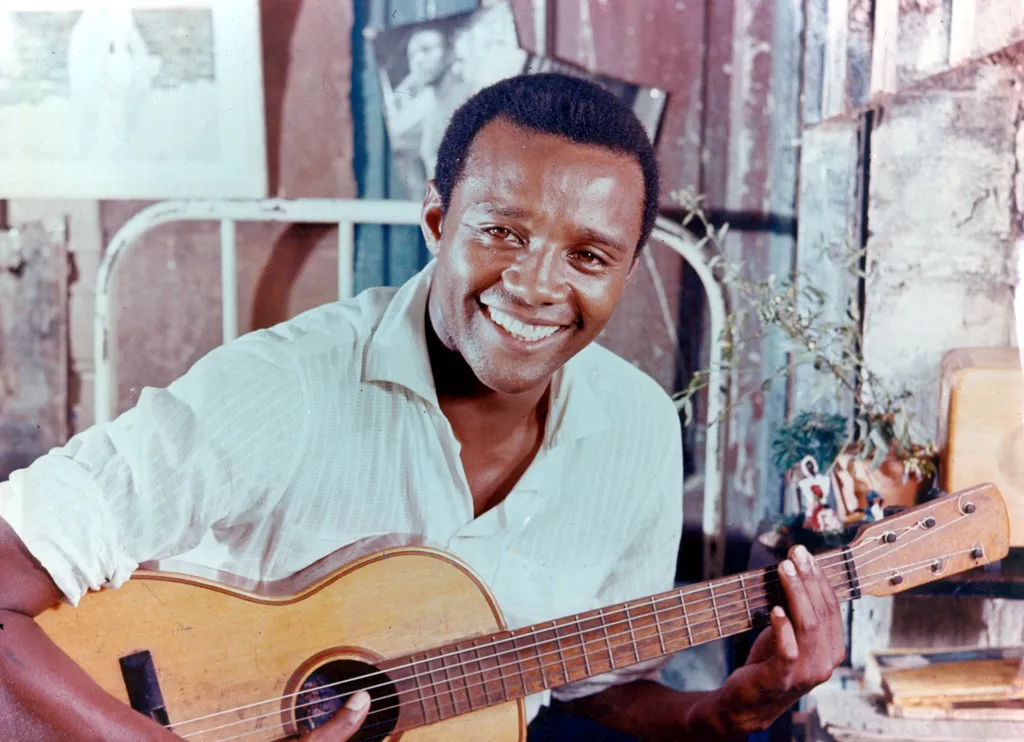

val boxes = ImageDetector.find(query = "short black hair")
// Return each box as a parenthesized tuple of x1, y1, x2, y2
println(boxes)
(434, 73, 660, 251)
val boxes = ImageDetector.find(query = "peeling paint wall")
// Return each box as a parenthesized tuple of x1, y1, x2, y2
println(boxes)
(863, 61, 1019, 439)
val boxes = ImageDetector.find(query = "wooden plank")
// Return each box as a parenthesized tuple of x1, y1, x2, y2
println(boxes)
(822, 0, 850, 119)
(803, 0, 829, 125)
(846, 0, 873, 108)
(950, 0, 979, 65)
(793, 120, 862, 420)
(870, 0, 900, 95)
(0, 222, 68, 479)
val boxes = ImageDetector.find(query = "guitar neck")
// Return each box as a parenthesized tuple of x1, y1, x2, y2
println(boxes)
(383, 546, 858, 728)
(384, 485, 1009, 732)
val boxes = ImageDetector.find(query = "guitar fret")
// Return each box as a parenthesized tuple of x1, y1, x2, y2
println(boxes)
(709, 585, 722, 636)
(599, 608, 615, 669)
(532, 625, 547, 686)
(513, 630, 540, 694)
(576, 615, 593, 676)
(739, 573, 752, 627)
(429, 649, 445, 720)
(442, 645, 459, 717)
(495, 636, 510, 700)
(679, 593, 693, 647)
(416, 652, 432, 724)
(650, 597, 667, 654)
(624, 604, 640, 663)
(472, 640, 489, 706)
(516, 633, 528, 697)
(553, 622, 570, 683)
(480, 636, 508, 705)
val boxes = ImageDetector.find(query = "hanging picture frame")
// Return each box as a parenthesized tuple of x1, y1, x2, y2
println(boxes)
(0, 0, 267, 199)
(369, 1, 668, 200)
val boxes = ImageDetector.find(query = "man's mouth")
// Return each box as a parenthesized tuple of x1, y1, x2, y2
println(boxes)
(485, 305, 568, 343)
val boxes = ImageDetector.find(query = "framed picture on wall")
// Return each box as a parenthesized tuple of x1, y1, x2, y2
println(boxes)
(0, 0, 268, 199)
(369, 1, 668, 201)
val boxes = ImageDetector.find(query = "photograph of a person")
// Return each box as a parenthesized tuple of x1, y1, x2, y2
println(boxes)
(370, 2, 529, 199)
(371, 1, 666, 200)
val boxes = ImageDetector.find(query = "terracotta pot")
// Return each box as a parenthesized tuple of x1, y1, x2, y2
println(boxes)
(832, 445, 932, 513)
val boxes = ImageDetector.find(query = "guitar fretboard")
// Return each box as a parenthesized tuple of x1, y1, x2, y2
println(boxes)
(382, 546, 858, 730)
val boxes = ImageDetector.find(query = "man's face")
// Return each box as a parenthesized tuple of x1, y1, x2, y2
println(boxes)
(423, 118, 645, 396)
(406, 29, 446, 85)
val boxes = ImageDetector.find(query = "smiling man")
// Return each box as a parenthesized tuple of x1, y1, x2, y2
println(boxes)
(0, 74, 844, 742)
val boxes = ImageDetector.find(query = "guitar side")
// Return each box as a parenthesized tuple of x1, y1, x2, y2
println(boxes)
(36, 547, 526, 742)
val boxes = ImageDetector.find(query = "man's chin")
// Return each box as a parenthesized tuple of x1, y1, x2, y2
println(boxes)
(470, 361, 555, 397)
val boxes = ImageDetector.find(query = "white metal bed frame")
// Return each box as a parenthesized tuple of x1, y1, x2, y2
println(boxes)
(94, 200, 729, 577)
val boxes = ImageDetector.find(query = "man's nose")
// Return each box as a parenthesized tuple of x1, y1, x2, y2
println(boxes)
(501, 247, 570, 305)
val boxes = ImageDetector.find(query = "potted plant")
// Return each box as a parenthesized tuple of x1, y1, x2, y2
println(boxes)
(670, 187, 939, 543)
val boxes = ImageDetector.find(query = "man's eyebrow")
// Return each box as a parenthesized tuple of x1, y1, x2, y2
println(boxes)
(466, 203, 633, 255)
(467, 202, 533, 220)
(575, 226, 632, 256)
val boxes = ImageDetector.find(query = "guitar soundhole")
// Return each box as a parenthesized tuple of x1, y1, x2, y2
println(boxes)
(294, 659, 400, 741)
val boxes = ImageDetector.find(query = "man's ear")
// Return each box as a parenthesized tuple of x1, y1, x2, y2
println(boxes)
(421, 181, 444, 257)
(626, 246, 643, 282)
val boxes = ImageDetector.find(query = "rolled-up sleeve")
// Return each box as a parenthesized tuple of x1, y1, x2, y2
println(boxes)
(0, 333, 307, 606)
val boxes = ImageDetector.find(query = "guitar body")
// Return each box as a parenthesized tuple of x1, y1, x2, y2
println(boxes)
(37, 547, 526, 742)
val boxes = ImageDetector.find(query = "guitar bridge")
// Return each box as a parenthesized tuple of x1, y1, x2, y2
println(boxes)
(120, 650, 171, 728)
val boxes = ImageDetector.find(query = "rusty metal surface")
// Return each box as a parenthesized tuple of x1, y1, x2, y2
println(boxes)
(0, 224, 68, 478)
(511, 0, 797, 549)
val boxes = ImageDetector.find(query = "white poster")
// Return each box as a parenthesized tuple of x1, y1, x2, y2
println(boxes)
(0, 0, 267, 199)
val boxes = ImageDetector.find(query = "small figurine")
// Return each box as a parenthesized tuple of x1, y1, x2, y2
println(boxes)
(796, 456, 844, 534)
(865, 490, 885, 522)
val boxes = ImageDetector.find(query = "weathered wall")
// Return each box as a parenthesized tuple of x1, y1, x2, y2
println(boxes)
(0, 223, 67, 478)
(863, 60, 1020, 437)
(796, 6, 1024, 663)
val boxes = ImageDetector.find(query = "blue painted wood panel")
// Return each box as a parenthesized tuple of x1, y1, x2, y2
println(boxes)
(350, 0, 478, 292)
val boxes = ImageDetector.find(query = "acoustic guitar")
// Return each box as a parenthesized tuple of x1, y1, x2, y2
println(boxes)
(37, 484, 1009, 742)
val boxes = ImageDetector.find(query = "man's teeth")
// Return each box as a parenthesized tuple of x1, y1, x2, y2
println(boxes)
(486, 306, 561, 342)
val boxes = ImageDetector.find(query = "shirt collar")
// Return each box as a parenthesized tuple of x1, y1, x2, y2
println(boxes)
(363, 261, 439, 406)
(363, 259, 610, 445)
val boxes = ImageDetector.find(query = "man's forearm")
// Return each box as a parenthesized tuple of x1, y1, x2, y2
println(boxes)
(556, 680, 747, 742)
(0, 609, 180, 741)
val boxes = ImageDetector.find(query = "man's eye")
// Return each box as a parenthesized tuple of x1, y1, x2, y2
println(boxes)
(576, 250, 606, 267)
(485, 227, 519, 242)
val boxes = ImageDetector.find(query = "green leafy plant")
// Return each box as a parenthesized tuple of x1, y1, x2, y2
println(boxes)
(771, 411, 848, 474)
(670, 187, 937, 481)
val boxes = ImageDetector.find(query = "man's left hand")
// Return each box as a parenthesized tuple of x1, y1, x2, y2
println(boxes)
(711, 543, 846, 735)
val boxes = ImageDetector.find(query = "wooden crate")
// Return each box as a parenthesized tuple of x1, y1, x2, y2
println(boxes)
(940, 348, 1024, 547)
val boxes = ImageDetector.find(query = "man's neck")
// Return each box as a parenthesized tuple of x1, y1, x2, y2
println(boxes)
(425, 314, 549, 447)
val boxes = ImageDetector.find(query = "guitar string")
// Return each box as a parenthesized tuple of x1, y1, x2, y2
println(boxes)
(166, 541, 867, 731)
(169, 550, 854, 733)
(192, 539, 970, 742)
(171, 507, 955, 731)
(171, 512, 965, 736)
(201, 549, 973, 742)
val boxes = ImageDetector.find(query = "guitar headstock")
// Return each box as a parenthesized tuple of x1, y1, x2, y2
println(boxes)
(847, 483, 1009, 597)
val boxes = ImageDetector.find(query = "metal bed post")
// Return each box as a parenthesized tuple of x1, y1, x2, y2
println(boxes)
(94, 202, 729, 579)
(94, 198, 422, 426)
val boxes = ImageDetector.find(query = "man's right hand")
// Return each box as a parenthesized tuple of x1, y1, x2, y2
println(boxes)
(303, 691, 371, 741)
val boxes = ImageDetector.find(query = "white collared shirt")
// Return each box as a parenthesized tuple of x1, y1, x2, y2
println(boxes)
(1, 261, 683, 722)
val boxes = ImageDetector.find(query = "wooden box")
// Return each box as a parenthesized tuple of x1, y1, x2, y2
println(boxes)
(939, 348, 1024, 546)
